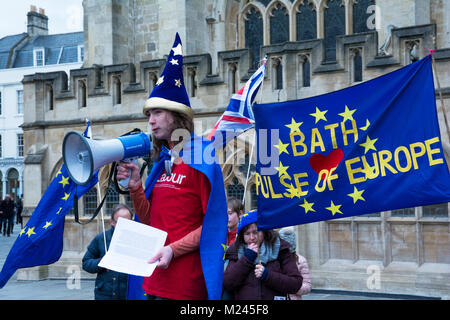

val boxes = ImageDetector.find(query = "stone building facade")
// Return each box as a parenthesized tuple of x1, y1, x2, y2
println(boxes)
(20, 0, 450, 298)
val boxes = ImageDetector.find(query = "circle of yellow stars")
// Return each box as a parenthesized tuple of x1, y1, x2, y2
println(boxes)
(271, 104, 377, 218)
(19, 169, 72, 239)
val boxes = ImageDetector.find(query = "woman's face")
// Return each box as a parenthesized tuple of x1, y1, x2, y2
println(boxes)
(243, 223, 264, 247)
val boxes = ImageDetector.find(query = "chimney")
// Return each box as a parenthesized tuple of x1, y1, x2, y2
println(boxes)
(27, 6, 48, 37)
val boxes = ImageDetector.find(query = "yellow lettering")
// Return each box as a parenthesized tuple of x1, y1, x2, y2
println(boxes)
(394, 146, 412, 173)
(378, 150, 398, 176)
(315, 169, 329, 192)
(290, 131, 307, 156)
(324, 123, 339, 149)
(265, 176, 283, 199)
(361, 153, 379, 179)
(280, 174, 293, 198)
(341, 120, 358, 146)
(425, 137, 444, 166)
(345, 157, 365, 184)
(256, 174, 270, 198)
(326, 167, 338, 190)
(311, 128, 325, 153)
(410, 142, 426, 170)
(293, 172, 309, 197)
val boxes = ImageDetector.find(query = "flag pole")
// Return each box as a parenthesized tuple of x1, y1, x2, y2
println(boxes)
(430, 52, 450, 139)
(96, 181, 108, 254)
(242, 57, 267, 206)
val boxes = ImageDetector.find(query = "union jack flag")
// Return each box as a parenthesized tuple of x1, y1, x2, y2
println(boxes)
(207, 57, 267, 147)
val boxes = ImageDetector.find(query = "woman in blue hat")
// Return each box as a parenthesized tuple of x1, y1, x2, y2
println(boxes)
(223, 210, 302, 300)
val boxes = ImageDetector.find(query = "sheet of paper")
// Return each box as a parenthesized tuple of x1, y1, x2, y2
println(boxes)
(98, 217, 167, 277)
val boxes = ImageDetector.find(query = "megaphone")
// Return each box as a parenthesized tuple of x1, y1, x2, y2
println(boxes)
(62, 131, 152, 186)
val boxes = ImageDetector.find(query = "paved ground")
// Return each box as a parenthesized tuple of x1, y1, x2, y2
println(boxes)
(0, 223, 434, 300)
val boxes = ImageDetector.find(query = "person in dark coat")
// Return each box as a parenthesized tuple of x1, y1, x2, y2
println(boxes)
(0, 195, 15, 237)
(82, 204, 133, 300)
(223, 210, 303, 300)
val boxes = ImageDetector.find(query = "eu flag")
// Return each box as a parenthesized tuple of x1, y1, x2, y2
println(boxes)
(0, 165, 98, 288)
(253, 56, 450, 230)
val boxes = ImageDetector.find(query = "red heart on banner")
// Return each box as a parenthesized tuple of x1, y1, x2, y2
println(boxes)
(309, 149, 344, 179)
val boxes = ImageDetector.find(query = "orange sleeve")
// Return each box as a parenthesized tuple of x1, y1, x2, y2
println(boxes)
(128, 184, 151, 225)
(169, 225, 202, 258)
(169, 170, 210, 258)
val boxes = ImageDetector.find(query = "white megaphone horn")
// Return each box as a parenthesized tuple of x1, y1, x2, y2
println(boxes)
(62, 131, 152, 186)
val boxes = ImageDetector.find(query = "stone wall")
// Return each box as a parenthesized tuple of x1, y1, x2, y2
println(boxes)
(18, 0, 450, 298)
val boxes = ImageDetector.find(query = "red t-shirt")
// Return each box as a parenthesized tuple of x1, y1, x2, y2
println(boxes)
(130, 160, 211, 300)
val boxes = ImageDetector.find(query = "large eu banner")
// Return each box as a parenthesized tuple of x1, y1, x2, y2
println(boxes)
(253, 55, 450, 230)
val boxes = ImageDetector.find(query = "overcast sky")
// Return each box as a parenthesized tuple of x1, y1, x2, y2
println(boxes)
(0, 1, 83, 39)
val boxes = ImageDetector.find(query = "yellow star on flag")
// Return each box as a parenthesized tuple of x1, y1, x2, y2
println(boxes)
(19, 227, 26, 237)
(62, 192, 71, 201)
(299, 199, 315, 213)
(338, 105, 356, 122)
(310, 107, 328, 123)
(174, 79, 182, 87)
(326, 201, 343, 216)
(56, 207, 62, 215)
(26, 227, 36, 237)
(285, 118, 303, 134)
(221, 243, 227, 260)
(360, 119, 370, 131)
(56, 169, 62, 177)
(359, 135, 378, 154)
(274, 139, 289, 155)
(348, 186, 366, 204)
(43, 221, 52, 229)
(274, 161, 289, 177)
(169, 58, 178, 65)
(285, 184, 299, 199)
(59, 175, 70, 188)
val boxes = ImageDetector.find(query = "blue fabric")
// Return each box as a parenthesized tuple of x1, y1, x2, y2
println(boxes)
(128, 135, 227, 300)
(253, 56, 450, 230)
(0, 165, 98, 288)
(237, 209, 258, 234)
(147, 33, 191, 108)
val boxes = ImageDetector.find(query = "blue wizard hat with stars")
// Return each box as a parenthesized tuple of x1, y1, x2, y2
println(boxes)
(143, 33, 193, 119)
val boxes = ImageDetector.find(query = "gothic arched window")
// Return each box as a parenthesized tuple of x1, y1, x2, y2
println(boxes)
(250, 184, 257, 210)
(105, 186, 119, 215)
(227, 177, 245, 202)
(296, 1, 317, 41)
(256, 0, 271, 6)
(78, 80, 87, 108)
(272, 58, 283, 90)
(83, 187, 98, 215)
(244, 7, 264, 70)
(324, 0, 345, 61)
(353, 50, 363, 82)
(353, 0, 375, 34)
(269, 3, 289, 45)
(302, 56, 311, 87)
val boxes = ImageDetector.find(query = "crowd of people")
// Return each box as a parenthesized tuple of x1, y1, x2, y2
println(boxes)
(79, 33, 312, 300)
(0, 194, 23, 238)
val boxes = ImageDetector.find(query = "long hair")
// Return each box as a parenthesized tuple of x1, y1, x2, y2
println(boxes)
(152, 110, 194, 161)
(235, 223, 278, 249)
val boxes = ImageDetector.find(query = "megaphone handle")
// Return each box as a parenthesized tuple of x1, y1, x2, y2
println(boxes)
(118, 157, 138, 189)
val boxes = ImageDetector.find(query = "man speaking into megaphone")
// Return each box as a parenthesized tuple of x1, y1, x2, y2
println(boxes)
(116, 33, 227, 300)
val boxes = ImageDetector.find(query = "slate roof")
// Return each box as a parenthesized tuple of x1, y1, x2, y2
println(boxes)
(0, 32, 83, 69)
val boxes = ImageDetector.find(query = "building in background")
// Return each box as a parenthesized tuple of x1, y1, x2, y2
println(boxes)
(19, 0, 450, 298)
(0, 6, 83, 201)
